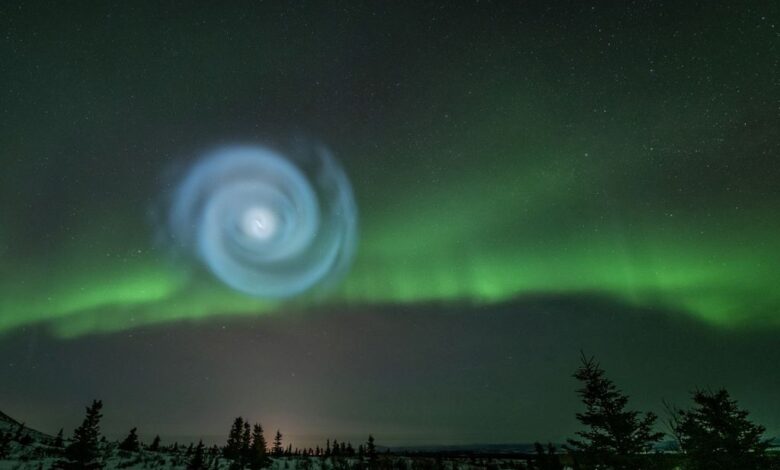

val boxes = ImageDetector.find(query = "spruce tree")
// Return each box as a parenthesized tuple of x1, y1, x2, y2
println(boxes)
(366, 435, 377, 466)
(332, 439, 340, 457)
(534, 442, 563, 470)
(149, 435, 161, 452)
(187, 440, 207, 470)
(53, 428, 64, 448)
(57, 399, 104, 469)
(224, 417, 245, 460)
(118, 427, 140, 452)
(567, 354, 662, 469)
(272, 430, 283, 456)
(671, 388, 770, 470)
(240, 421, 252, 464)
(248, 423, 271, 470)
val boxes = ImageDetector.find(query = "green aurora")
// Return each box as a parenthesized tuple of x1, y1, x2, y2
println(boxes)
(1, 3, 778, 338)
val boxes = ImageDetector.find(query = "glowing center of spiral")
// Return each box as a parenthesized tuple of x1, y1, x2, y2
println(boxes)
(242, 206, 278, 241)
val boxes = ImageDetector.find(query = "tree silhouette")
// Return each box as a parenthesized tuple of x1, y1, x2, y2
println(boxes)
(248, 423, 272, 469)
(149, 435, 161, 452)
(272, 430, 283, 456)
(187, 440, 207, 470)
(366, 434, 377, 467)
(670, 388, 770, 470)
(332, 439, 340, 457)
(118, 427, 140, 452)
(534, 442, 563, 470)
(56, 399, 104, 469)
(241, 421, 252, 463)
(224, 417, 245, 461)
(567, 354, 663, 469)
(53, 428, 64, 448)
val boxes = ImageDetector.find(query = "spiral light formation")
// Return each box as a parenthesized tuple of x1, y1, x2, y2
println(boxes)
(168, 144, 357, 298)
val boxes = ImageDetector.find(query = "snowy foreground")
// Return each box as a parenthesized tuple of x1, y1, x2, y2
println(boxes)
(0, 457, 573, 470)
(1, 410, 574, 470)
(0, 441, 573, 470)
(0, 453, 571, 470)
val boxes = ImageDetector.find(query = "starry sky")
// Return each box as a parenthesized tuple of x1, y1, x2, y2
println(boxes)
(1, 1, 779, 447)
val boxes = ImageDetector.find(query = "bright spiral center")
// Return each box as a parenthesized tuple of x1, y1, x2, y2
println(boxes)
(242, 206, 278, 241)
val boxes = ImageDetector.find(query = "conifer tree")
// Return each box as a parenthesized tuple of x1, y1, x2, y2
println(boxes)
(224, 417, 245, 460)
(118, 427, 140, 452)
(53, 428, 64, 448)
(149, 435, 161, 452)
(567, 354, 662, 469)
(248, 423, 271, 470)
(534, 442, 563, 470)
(272, 430, 283, 456)
(187, 440, 207, 470)
(241, 421, 251, 462)
(332, 439, 340, 457)
(366, 435, 377, 466)
(671, 388, 770, 470)
(56, 400, 104, 469)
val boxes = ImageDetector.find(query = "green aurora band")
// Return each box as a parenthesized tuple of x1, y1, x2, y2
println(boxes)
(1, 3, 777, 338)
(2, 118, 777, 337)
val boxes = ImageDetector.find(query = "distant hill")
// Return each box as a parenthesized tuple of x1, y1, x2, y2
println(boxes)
(0, 409, 56, 444)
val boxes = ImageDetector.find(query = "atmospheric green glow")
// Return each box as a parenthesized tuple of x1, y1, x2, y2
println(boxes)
(1, 151, 777, 337)
(1, 10, 777, 337)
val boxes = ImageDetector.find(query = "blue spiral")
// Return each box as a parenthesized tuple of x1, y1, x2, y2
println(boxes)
(168, 143, 358, 298)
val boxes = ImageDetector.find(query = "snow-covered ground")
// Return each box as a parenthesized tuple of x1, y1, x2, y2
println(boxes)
(0, 443, 566, 470)
(1, 409, 573, 469)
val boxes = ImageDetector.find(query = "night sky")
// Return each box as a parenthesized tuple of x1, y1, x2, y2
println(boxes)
(1, 1, 779, 447)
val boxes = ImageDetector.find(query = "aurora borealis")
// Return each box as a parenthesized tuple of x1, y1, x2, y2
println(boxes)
(1, 1, 779, 446)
